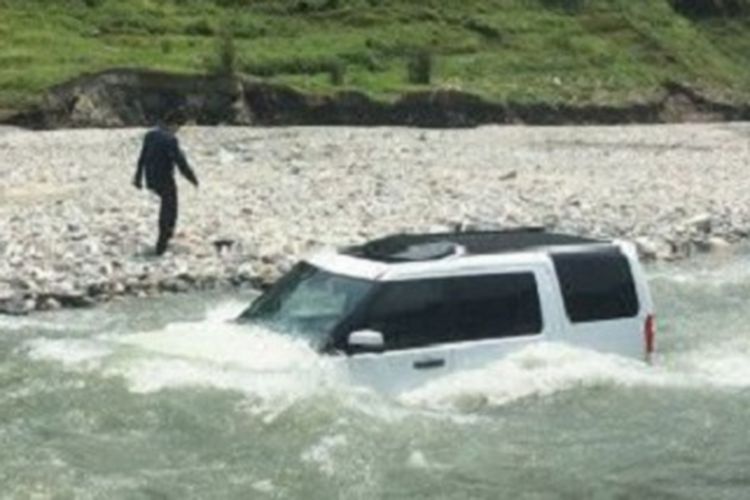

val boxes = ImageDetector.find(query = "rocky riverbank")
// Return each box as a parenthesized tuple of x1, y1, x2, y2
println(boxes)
(1, 123, 749, 314)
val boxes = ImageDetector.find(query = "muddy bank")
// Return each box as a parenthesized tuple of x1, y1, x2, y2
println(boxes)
(6, 69, 750, 129)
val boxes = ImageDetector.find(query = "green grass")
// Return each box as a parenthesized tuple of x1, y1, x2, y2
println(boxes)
(2, 0, 750, 110)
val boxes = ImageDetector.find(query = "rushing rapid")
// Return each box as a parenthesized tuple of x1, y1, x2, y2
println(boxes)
(2, 250, 750, 499)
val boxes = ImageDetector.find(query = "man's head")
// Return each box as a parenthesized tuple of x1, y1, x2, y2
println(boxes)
(162, 108, 188, 134)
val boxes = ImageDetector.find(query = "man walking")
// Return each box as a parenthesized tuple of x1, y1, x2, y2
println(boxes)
(133, 113, 199, 255)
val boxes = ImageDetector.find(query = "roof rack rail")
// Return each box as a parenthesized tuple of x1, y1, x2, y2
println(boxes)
(454, 226, 546, 234)
(343, 228, 607, 263)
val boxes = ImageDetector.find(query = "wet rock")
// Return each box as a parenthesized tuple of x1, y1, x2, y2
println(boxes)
(54, 291, 95, 308)
(160, 278, 190, 293)
(637, 236, 673, 260)
(38, 297, 61, 311)
(686, 213, 713, 233)
(257, 264, 279, 285)
(635, 237, 659, 261)
(0, 284, 15, 303)
(236, 262, 256, 281)
(0, 295, 35, 316)
(707, 236, 731, 253)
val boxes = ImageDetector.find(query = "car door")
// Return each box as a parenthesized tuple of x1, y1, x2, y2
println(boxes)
(343, 278, 458, 394)
(346, 344, 454, 394)
(434, 268, 554, 372)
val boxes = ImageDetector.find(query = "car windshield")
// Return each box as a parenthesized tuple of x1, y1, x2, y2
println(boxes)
(238, 262, 374, 350)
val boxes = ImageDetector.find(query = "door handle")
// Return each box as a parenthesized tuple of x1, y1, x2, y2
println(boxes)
(413, 358, 445, 370)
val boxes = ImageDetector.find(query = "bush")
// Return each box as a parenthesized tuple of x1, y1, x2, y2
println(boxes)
(241, 56, 343, 78)
(329, 61, 345, 85)
(540, 0, 587, 14)
(185, 18, 215, 37)
(97, 9, 167, 35)
(464, 17, 503, 41)
(205, 25, 237, 76)
(407, 49, 433, 85)
(160, 38, 173, 54)
(669, 0, 748, 17)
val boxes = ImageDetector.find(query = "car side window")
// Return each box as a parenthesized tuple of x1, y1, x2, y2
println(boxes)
(360, 280, 447, 350)
(439, 273, 542, 343)
(552, 249, 639, 323)
(356, 272, 542, 351)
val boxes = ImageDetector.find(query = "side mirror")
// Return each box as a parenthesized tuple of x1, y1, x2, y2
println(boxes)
(347, 329, 384, 353)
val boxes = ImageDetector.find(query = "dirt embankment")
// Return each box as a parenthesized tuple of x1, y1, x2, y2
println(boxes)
(6, 69, 750, 129)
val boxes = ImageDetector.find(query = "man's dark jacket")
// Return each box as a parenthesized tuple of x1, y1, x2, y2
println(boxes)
(134, 127, 198, 192)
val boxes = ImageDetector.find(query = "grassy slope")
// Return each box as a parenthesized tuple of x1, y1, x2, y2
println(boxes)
(1, 0, 750, 111)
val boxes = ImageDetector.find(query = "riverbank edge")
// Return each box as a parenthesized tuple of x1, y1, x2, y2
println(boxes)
(0, 231, 737, 316)
(4, 69, 750, 130)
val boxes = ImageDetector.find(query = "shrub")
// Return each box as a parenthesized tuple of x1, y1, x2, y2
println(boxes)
(540, 0, 586, 14)
(669, 0, 748, 17)
(185, 18, 215, 37)
(218, 28, 237, 76)
(329, 61, 345, 85)
(464, 17, 503, 41)
(160, 38, 173, 54)
(241, 56, 343, 78)
(407, 49, 433, 85)
(205, 24, 237, 77)
(97, 9, 166, 35)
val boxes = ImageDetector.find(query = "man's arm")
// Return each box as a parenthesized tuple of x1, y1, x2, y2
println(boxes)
(133, 136, 148, 189)
(171, 138, 199, 187)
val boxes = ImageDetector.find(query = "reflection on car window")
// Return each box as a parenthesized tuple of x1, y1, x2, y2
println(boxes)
(240, 263, 373, 349)
(354, 272, 542, 351)
(283, 275, 350, 318)
(552, 250, 639, 322)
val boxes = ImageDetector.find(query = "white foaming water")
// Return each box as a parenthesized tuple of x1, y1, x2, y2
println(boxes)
(664, 335, 750, 388)
(649, 251, 750, 287)
(25, 301, 346, 413)
(399, 341, 750, 412)
(0, 315, 95, 334)
(26, 338, 114, 368)
(301, 434, 349, 477)
(23, 281, 750, 417)
(399, 344, 654, 411)
(27, 322, 750, 416)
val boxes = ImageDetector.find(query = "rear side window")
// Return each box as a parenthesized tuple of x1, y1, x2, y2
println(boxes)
(355, 273, 542, 351)
(552, 250, 639, 323)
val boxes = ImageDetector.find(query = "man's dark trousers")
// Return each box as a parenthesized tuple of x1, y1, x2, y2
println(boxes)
(156, 181, 178, 255)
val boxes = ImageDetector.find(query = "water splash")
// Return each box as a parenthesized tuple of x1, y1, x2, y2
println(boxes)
(24, 301, 344, 417)
(400, 340, 750, 412)
(26, 338, 113, 368)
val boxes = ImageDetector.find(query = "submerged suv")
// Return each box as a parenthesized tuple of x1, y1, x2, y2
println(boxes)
(238, 229, 655, 393)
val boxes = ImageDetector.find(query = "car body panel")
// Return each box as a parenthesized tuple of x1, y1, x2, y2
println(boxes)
(345, 343, 455, 394)
(244, 237, 655, 393)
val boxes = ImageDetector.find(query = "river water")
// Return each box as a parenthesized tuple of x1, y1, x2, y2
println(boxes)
(1, 251, 750, 499)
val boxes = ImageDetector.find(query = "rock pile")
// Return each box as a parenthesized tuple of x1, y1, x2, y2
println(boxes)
(1, 123, 749, 314)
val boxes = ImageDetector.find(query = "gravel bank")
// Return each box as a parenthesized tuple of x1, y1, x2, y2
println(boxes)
(1, 124, 749, 314)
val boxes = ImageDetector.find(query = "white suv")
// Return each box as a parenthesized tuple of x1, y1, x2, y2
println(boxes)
(238, 229, 655, 393)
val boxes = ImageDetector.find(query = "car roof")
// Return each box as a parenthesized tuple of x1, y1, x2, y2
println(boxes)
(342, 227, 606, 263)
(306, 229, 620, 281)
